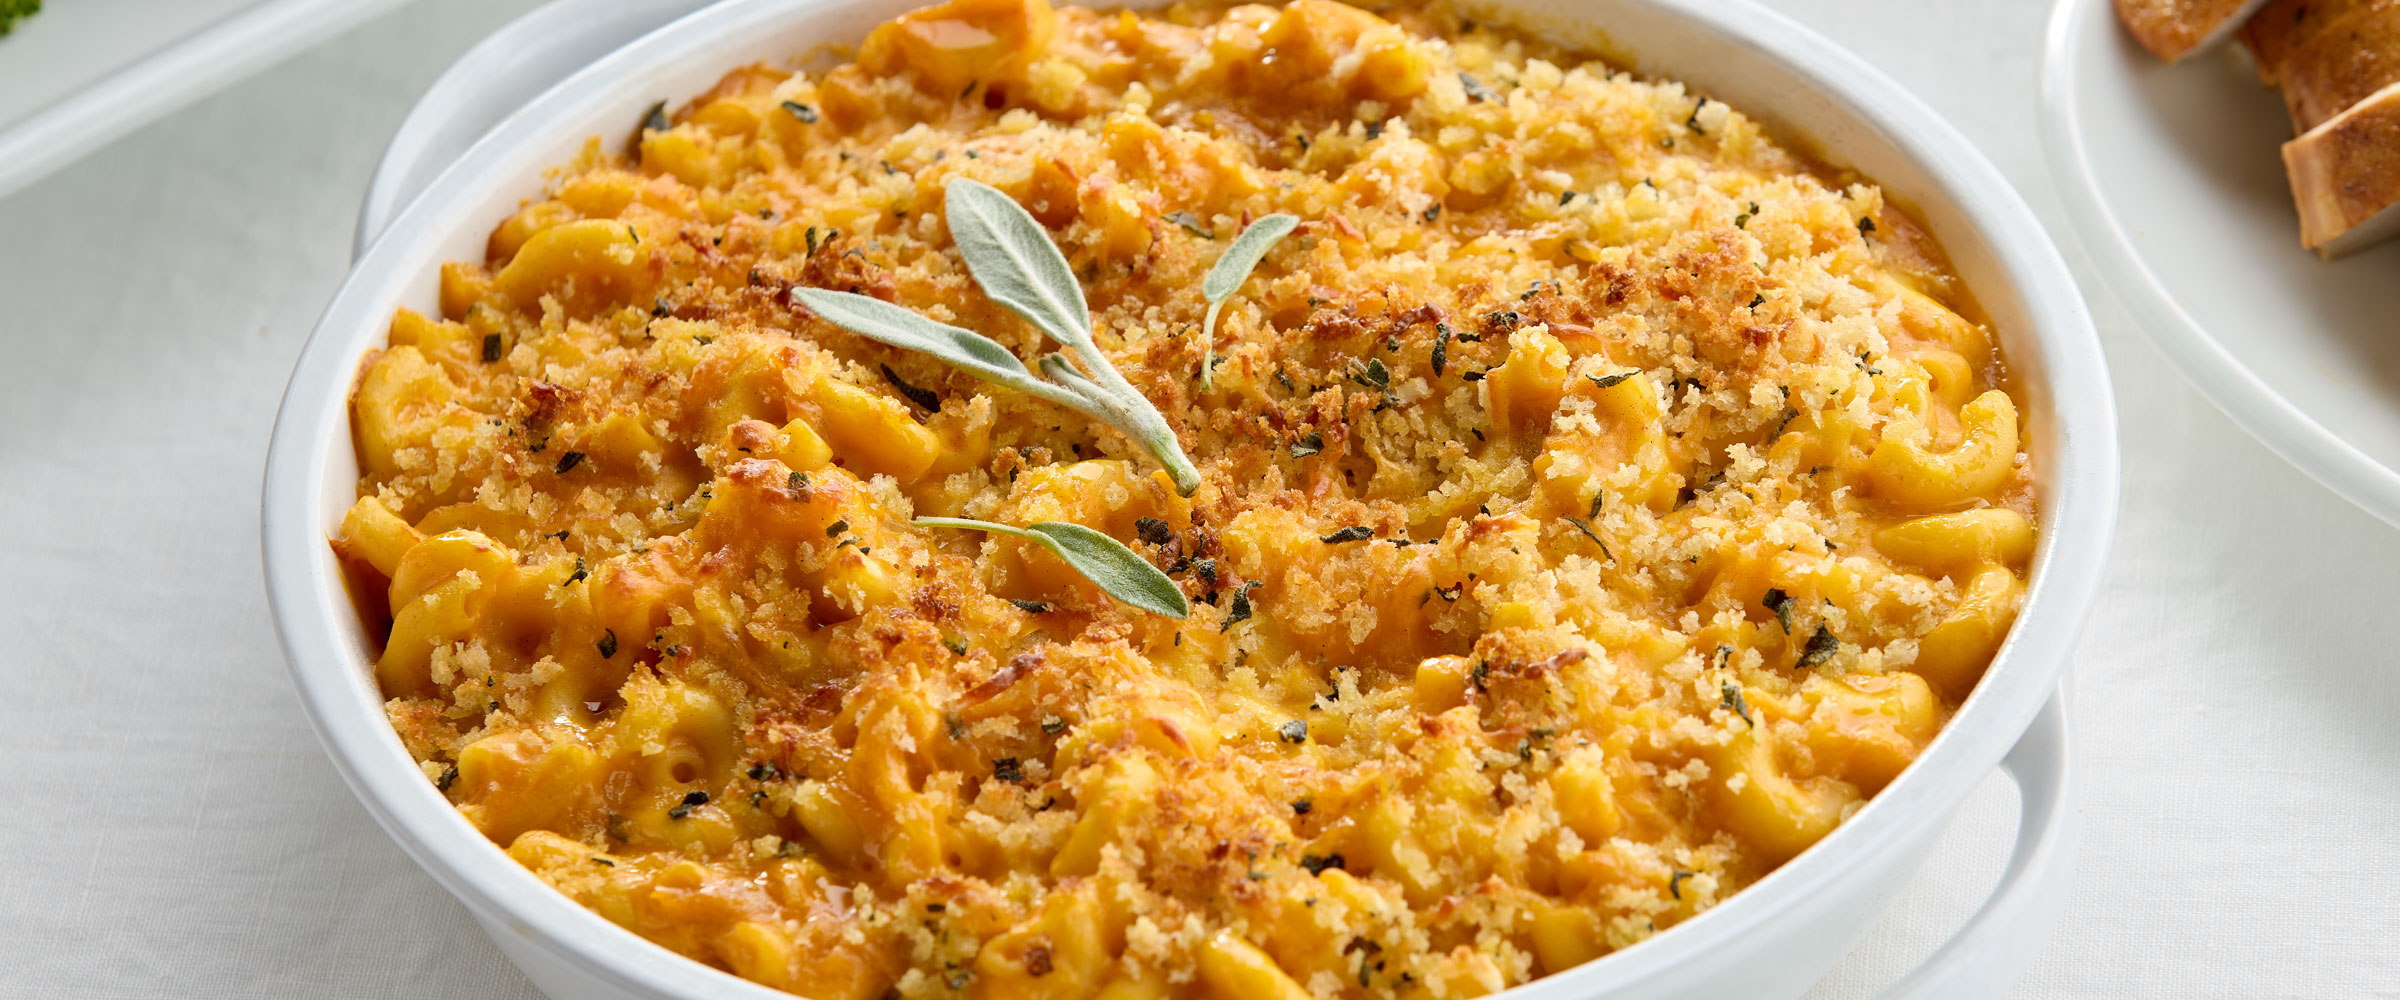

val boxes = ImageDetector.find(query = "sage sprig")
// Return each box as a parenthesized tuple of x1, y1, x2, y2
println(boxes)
(1198, 214, 1300, 389)
(915, 517, 1189, 618)
(790, 177, 1201, 495)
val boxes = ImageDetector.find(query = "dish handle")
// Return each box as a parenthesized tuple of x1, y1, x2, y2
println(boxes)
(1875, 684, 2078, 999)
(353, 0, 717, 259)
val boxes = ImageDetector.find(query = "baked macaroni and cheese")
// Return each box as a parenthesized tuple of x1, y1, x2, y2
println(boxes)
(335, 0, 2036, 995)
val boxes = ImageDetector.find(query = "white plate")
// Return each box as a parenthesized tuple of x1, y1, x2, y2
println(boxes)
(2041, 0, 2400, 528)
(0, 0, 418, 201)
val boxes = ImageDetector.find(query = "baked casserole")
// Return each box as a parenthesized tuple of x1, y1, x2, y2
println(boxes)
(335, 0, 2037, 995)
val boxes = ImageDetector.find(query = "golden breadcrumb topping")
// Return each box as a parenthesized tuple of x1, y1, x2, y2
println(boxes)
(338, 1, 2035, 996)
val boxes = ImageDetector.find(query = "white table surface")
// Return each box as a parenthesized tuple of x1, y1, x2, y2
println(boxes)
(3, 0, 2395, 996)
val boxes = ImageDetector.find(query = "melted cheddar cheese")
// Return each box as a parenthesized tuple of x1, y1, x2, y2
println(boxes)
(338, 1, 2036, 996)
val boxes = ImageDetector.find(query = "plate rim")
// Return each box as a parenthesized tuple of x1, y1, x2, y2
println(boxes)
(2038, 0, 2400, 530)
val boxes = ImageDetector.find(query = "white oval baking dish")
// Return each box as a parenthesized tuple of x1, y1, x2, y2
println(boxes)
(270, 0, 2120, 997)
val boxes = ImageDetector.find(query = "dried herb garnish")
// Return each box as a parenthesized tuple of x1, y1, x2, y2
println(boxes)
(825, 519, 849, 537)
(640, 100, 669, 133)
(1589, 371, 1636, 389)
(1798, 626, 1840, 667)
(1224, 580, 1265, 627)
(1164, 211, 1215, 239)
(1423, 204, 1441, 223)
(1431, 322, 1451, 376)
(1462, 370, 1486, 382)
(1292, 798, 1313, 814)
(1320, 526, 1373, 544)
(1559, 190, 1580, 205)
(880, 364, 942, 412)
(1279, 720, 1308, 744)
(1687, 97, 1711, 131)
(1352, 357, 1392, 392)
(992, 757, 1024, 782)
(435, 763, 458, 791)
(1720, 682, 1754, 727)
(1748, 293, 1766, 309)
(788, 471, 810, 492)
(1010, 598, 1054, 614)
(1735, 201, 1759, 228)
(780, 100, 819, 124)
(747, 763, 778, 781)
(1564, 518, 1611, 560)
(1670, 869, 1694, 900)
(481, 332, 502, 362)
(565, 557, 587, 584)
(1762, 588, 1794, 634)
(1040, 715, 1067, 736)
(1301, 853, 1346, 875)
(1290, 432, 1324, 458)
(606, 812, 630, 842)
(1434, 582, 1463, 602)
(942, 636, 969, 656)
(553, 451, 584, 474)
(1459, 72, 1498, 103)
(596, 629, 618, 658)
(1857, 216, 1877, 235)
(1198, 214, 1301, 389)
(1135, 517, 1175, 546)
(667, 790, 709, 820)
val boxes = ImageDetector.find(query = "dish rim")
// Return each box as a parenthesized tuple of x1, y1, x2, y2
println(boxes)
(2039, 0, 2400, 531)
(266, 0, 2120, 995)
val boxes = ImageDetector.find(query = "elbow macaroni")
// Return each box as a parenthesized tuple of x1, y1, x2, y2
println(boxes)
(336, 0, 2037, 996)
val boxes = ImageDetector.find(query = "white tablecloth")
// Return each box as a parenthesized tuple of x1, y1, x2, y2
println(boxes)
(4, 0, 2394, 996)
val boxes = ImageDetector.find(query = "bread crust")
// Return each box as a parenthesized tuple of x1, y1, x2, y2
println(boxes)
(2115, 0, 2274, 60)
(2283, 80, 2400, 254)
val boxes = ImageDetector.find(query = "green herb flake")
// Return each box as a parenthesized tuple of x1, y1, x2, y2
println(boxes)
(1589, 371, 1635, 389)
(481, 332, 503, 362)
(1432, 322, 1451, 376)
(992, 757, 1024, 782)
(1669, 869, 1694, 900)
(1010, 598, 1053, 614)
(667, 790, 708, 820)
(1135, 517, 1174, 546)
(1762, 588, 1794, 634)
(780, 100, 819, 123)
(1224, 580, 1265, 628)
(1320, 525, 1373, 544)
(1798, 626, 1840, 667)
(435, 763, 458, 791)
(825, 519, 849, 537)
(880, 363, 942, 412)
(553, 451, 584, 474)
(597, 629, 619, 659)
(1040, 715, 1067, 736)
(1291, 432, 1324, 458)
(1459, 72, 1498, 103)
(1564, 517, 1612, 560)
(606, 812, 630, 842)
(1720, 682, 1754, 727)
(565, 557, 588, 585)
(1292, 797, 1313, 815)
(1301, 852, 1346, 875)
(1164, 211, 1215, 239)
(942, 636, 969, 656)
(640, 100, 669, 133)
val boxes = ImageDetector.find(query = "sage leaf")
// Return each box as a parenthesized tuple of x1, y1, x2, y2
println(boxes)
(945, 177, 1094, 351)
(1199, 213, 1299, 389)
(915, 517, 1189, 618)
(796, 178, 1201, 496)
